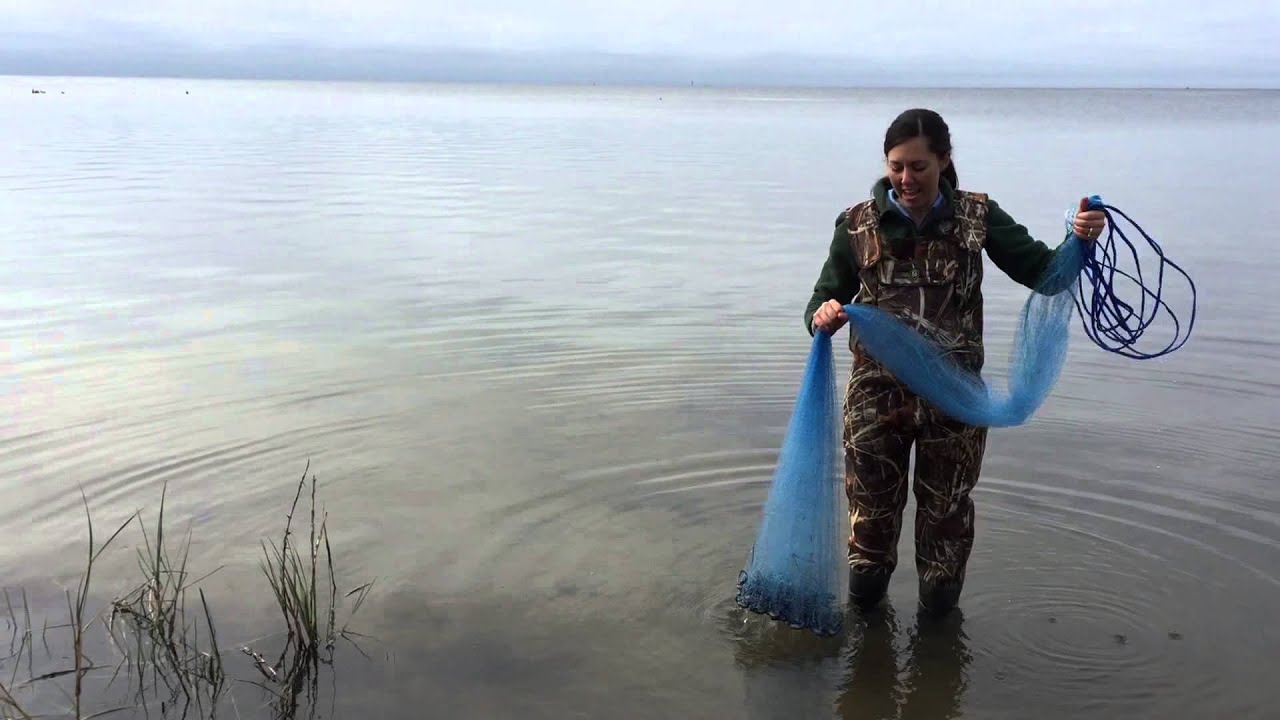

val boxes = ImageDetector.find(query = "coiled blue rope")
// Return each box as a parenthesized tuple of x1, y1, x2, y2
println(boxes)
(1072, 197, 1198, 359)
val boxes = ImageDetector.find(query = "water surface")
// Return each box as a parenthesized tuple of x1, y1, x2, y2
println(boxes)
(1, 77, 1278, 718)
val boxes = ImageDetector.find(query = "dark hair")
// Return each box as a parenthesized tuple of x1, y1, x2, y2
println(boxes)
(883, 108, 958, 189)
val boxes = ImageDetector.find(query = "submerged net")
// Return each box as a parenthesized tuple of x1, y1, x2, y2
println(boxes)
(735, 196, 1197, 634)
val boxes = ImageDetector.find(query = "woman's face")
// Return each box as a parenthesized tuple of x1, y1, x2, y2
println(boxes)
(885, 136, 948, 213)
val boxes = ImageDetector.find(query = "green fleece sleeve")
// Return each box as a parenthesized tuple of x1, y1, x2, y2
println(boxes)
(984, 197, 1064, 290)
(803, 215, 860, 336)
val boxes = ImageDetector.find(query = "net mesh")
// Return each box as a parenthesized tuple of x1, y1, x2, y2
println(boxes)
(840, 217, 1084, 428)
(734, 328, 846, 636)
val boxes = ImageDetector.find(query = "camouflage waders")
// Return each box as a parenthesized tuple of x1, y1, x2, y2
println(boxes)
(839, 191, 991, 614)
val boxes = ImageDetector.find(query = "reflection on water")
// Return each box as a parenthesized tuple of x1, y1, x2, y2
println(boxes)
(731, 603, 971, 720)
(835, 609, 972, 720)
(2, 77, 1279, 718)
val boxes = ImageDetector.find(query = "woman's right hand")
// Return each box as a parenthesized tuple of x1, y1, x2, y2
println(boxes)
(812, 299, 848, 334)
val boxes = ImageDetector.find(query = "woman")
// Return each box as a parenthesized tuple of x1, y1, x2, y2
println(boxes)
(805, 108, 1106, 617)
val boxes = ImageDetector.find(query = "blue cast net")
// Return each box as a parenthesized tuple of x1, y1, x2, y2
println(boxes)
(735, 196, 1197, 635)
(733, 324, 845, 635)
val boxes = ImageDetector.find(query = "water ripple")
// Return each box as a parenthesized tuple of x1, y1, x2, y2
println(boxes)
(3, 78, 1278, 719)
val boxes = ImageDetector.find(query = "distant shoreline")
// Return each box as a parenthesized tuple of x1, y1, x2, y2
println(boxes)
(2, 41, 1276, 92)
(7, 72, 1278, 93)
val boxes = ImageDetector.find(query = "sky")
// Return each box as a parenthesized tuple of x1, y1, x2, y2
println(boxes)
(2, 0, 1278, 87)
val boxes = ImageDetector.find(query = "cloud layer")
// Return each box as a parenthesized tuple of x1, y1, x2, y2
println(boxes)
(3, 0, 1278, 86)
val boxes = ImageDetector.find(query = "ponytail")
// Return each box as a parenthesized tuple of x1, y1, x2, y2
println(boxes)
(942, 162, 958, 190)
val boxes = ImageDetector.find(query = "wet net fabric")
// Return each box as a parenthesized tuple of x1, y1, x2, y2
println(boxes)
(838, 196, 1196, 426)
(735, 196, 1197, 634)
(839, 219, 1085, 428)
(734, 328, 846, 636)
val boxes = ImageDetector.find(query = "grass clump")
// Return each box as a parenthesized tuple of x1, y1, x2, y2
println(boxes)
(0, 461, 375, 720)
(248, 463, 375, 716)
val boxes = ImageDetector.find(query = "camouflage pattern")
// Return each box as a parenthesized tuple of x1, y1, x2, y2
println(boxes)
(839, 191, 991, 591)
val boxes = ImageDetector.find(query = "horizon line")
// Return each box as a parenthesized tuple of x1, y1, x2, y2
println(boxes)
(8, 71, 1279, 93)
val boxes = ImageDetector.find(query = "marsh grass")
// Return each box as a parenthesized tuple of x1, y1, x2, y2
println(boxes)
(0, 462, 375, 720)
(245, 463, 375, 719)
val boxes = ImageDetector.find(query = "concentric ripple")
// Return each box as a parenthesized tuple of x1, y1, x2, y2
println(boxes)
(446, 443, 787, 623)
(953, 461, 1280, 717)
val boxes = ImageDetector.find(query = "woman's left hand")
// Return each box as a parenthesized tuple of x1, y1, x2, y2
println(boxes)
(1073, 197, 1106, 242)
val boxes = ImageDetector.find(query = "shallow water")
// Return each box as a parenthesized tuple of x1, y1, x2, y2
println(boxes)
(1, 77, 1278, 718)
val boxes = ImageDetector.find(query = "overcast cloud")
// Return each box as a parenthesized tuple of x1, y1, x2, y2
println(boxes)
(2, 0, 1277, 86)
